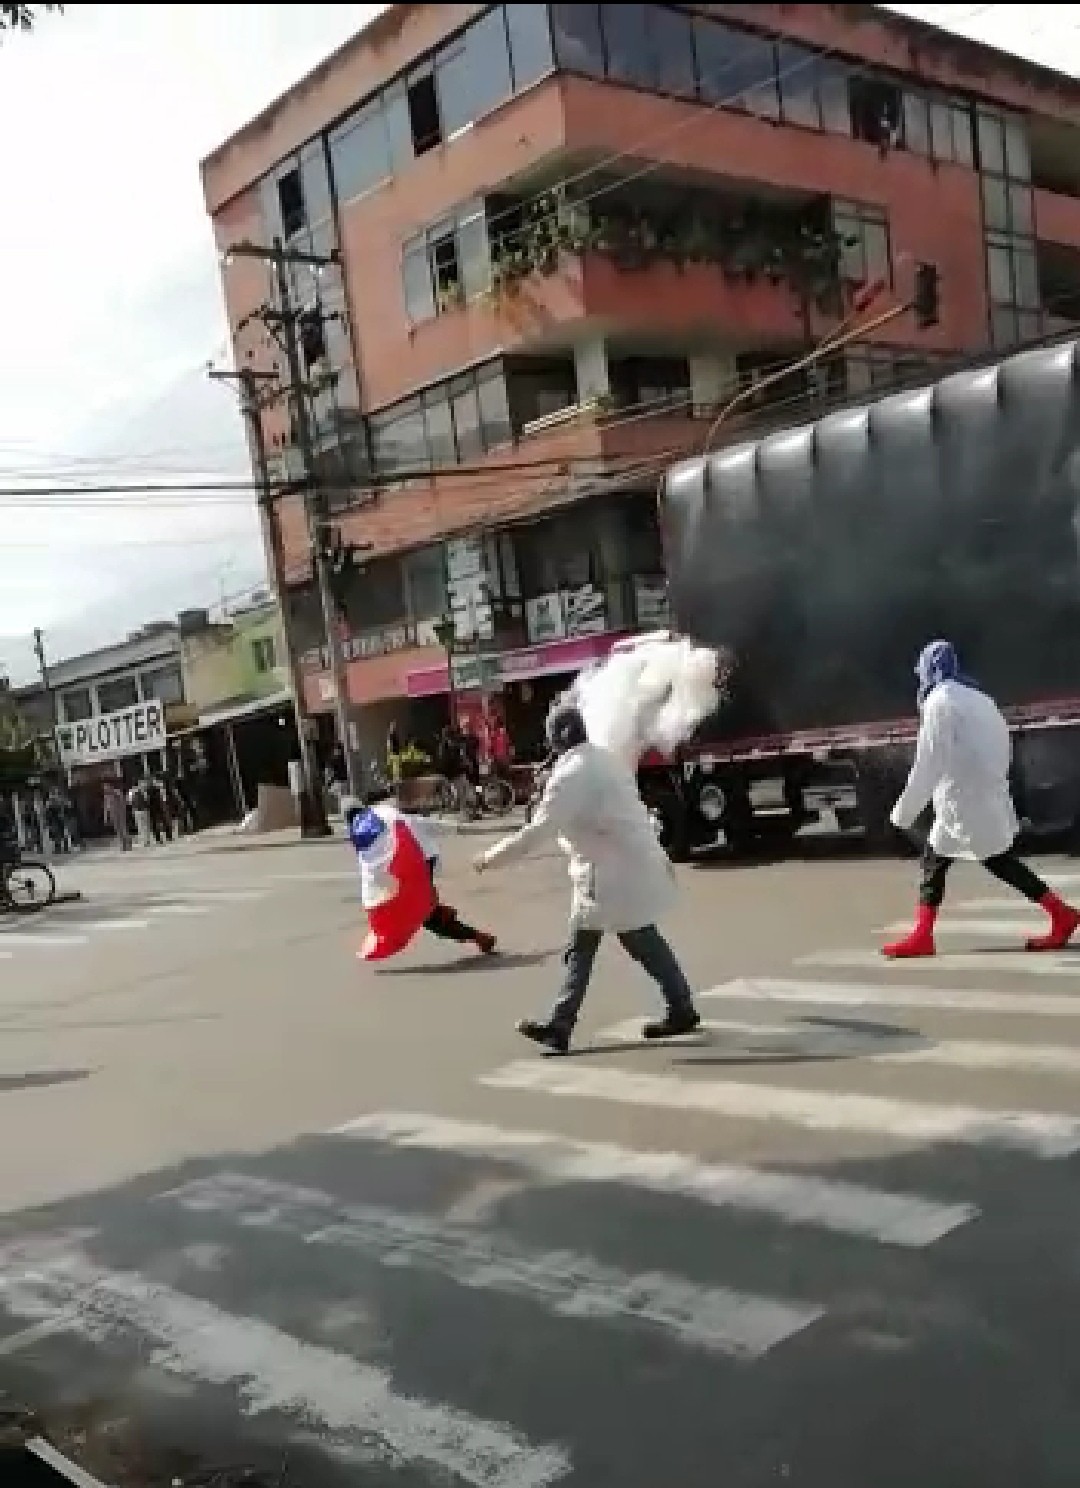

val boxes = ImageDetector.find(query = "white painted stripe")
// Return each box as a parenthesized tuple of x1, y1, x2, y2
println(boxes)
(1045, 872, 1080, 890)
(955, 898, 1048, 913)
(330, 1111, 976, 1247)
(599, 1015, 1080, 1078)
(148, 889, 266, 903)
(0, 932, 88, 947)
(801, 948, 1080, 977)
(0, 1242, 569, 1488)
(146, 904, 210, 917)
(881, 918, 1047, 938)
(76, 918, 149, 933)
(26, 1439, 111, 1488)
(164, 1172, 823, 1358)
(480, 1061, 1080, 1159)
(706, 975, 1080, 1019)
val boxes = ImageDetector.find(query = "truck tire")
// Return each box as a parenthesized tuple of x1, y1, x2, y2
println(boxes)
(641, 783, 690, 862)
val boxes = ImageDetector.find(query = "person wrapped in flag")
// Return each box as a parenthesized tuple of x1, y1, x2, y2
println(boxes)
(346, 792, 496, 962)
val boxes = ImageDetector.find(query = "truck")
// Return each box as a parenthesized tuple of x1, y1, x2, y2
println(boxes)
(639, 333, 1080, 860)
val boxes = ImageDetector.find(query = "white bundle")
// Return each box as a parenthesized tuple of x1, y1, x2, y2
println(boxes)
(560, 635, 726, 772)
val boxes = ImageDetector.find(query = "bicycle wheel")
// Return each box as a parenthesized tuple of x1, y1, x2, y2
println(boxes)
(481, 775, 515, 816)
(4, 860, 56, 912)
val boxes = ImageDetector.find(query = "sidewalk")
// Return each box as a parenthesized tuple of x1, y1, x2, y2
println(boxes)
(150, 811, 524, 856)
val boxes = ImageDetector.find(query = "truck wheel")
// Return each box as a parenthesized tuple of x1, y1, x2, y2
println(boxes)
(642, 785, 690, 863)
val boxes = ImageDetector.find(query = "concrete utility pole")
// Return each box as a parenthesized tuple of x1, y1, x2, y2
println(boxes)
(226, 236, 361, 798)
(209, 365, 330, 838)
(31, 627, 57, 755)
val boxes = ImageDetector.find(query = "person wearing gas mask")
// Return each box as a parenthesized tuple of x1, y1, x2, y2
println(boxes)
(883, 639, 1080, 958)
(475, 701, 700, 1053)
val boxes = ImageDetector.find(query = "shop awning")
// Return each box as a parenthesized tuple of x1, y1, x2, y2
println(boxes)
(196, 689, 293, 730)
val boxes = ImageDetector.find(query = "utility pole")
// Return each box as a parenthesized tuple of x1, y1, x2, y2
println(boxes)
(31, 627, 58, 768)
(226, 237, 361, 798)
(209, 366, 330, 838)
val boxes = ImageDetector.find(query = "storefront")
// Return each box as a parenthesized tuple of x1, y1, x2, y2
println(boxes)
(406, 631, 630, 761)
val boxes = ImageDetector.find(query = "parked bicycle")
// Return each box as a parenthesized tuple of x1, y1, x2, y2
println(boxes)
(435, 771, 515, 818)
(1, 852, 57, 913)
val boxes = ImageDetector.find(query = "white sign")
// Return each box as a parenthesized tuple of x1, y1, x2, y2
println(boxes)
(55, 700, 167, 767)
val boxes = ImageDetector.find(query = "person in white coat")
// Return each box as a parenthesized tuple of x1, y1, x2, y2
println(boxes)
(883, 639, 1080, 958)
(475, 703, 700, 1053)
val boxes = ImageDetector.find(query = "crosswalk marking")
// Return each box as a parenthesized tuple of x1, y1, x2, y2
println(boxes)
(330, 1111, 976, 1246)
(882, 918, 1045, 938)
(146, 904, 210, 918)
(480, 1061, 1080, 1158)
(71, 918, 149, 933)
(163, 1172, 824, 1357)
(0, 931, 88, 948)
(800, 948, 1080, 976)
(599, 1015, 1080, 1077)
(0, 1240, 569, 1488)
(706, 976, 1080, 1018)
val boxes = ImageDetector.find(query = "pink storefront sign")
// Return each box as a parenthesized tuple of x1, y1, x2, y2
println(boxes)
(406, 631, 628, 698)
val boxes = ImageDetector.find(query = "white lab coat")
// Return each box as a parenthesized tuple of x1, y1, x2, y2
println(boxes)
(481, 742, 677, 932)
(891, 679, 1018, 860)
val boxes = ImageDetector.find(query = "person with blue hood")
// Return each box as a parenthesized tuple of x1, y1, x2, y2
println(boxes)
(883, 639, 1080, 958)
(475, 700, 701, 1053)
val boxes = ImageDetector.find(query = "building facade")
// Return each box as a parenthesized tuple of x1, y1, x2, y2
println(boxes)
(202, 3, 1080, 762)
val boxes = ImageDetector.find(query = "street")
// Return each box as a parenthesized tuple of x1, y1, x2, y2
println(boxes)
(4, 828, 1080, 1487)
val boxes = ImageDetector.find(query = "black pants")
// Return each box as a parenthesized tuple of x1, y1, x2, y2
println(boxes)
(919, 842, 1049, 909)
(422, 860, 479, 943)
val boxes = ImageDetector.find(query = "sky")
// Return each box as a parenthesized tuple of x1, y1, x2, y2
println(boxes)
(0, 3, 1073, 684)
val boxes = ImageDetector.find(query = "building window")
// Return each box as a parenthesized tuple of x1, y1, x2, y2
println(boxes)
(437, 6, 514, 137)
(777, 42, 822, 129)
(602, 3, 652, 89)
(141, 666, 183, 705)
(61, 687, 92, 723)
(693, 17, 778, 118)
(97, 676, 140, 714)
(610, 355, 690, 413)
(251, 637, 277, 675)
(505, 356, 578, 428)
(649, 4, 695, 97)
(550, 3, 605, 77)
(979, 108, 1038, 348)
(329, 101, 392, 205)
(370, 397, 429, 476)
(276, 168, 305, 240)
(404, 545, 448, 621)
(847, 76, 900, 146)
(368, 361, 518, 476)
(401, 200, 492, 323)
(832, 200, 891, 286)
(506, 3, 554, 89)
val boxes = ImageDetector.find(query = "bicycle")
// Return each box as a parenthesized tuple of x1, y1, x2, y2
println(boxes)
(433, 772, 515, 818)
(0, 853, 57, 913)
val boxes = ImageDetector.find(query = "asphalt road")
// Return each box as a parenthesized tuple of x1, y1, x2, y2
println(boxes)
(4, 825, 1080, 1487)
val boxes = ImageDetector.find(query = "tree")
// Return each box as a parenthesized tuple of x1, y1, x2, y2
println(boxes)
(0, 5, 60, 33)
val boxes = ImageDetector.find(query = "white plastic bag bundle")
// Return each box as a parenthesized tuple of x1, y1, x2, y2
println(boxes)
(559, 635, 727, 772)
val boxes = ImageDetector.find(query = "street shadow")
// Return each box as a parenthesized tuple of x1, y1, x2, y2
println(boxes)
(374, 948, 559, 976)
(0, 1070, 90, 1093)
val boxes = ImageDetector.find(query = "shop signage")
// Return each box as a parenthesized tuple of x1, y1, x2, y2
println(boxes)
(451, 654, 501, 692)
(525, 585, 608, 645)
(55, 700, 167, 767)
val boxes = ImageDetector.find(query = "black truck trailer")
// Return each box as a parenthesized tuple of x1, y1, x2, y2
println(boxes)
(643, 334, 1080, 859)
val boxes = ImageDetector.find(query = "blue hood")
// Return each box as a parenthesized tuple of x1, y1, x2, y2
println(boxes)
(348, 806, 388, 853)
(915, 640, 980, 707)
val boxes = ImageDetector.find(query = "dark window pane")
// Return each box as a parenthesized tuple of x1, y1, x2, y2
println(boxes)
(372, 399, 428, 474)
(407, 70, 442, 154)
(978, 111, 1006, 174)
(402, 236, 435, 321)
(506, 3, 553, 89)
(451, 377, 483, 461)
(951, 104, 974, 166)
(98, 677, 139, 713)
(62, 687, 93, 722)
(863, 220, 890, 282)
(649, 4, 695, 96)
(428, 219, 462, 307)
(1005, 114, 1031, 180)
(982, 175, 1009, 233)
(457, 200, 492, 298)
(276, 167, 305, 239)
(423, 391, 456, 467)
(602, 3, 652, 88)
(478, 369, 513, 447)
(991, 303, 1018, 346)
(404, 545, 448, 620)
(330, 102, 392, 203)
(300, 142, 332, 226)
(1014, 247, 1040, 310)
(930, 99, 953, 161)
(986, 244, 1013, 304)
(550, 4, 605, 77)
(437, 8, 513, 135)
(383, 86, 414, 169)
(1009, 183, 1034, 235)
(694, 19, 779, 118)
(1017, 309, 1042, 341)
(902, 91, 929, 154)
(507, 357, 577, 425)
(819, 60, 852, 135)
(778, 43, 821, 129)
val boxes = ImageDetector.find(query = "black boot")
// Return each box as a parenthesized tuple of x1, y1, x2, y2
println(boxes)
(642, 1006, 702, 1040)
(516, 1018, 571, 1055)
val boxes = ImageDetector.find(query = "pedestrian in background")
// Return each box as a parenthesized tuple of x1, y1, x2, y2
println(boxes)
(103, 778, 131, 851)
(128, 780, 153, 848)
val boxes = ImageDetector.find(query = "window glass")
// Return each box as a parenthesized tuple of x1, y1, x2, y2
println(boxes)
(818, 59, 853, 135)
(507, 357, 577, 426)
(404, 545, 448, 620)
(407, 70, 442, 155)
(1017, 309, 1042, 341)
(930, 99, 953, 161)
(902, 91, 929, 155)
(383, 84, 415, 170)
(61, 687, 92, 722)
(437, 9, 512, 136)
(478, 368, 513, 446)
(862, 219, 890, 282)
(458, 201, 492, 298)
(649, 4, 695, 96)
(550, 4, 605, 77)
(330, 102, 392, 203)
(951, 104, 974, 166)
(141, 666, 184, 705)
(1013, 246, 1040, 310)
(450, 377, 484, 461)
(402, 236, 435, 321)
(982, 176, 1009, 233)
(778, 42, 820, 129)
(98, 677, 140, 714)
(371, 399, 428, 474)
(602, 2, 653, 88)
(978, 111, 1006, 174)
(428, 218, 462, 306)
(696, 21, 779, 117)
(349, 558, 407, 631)
(986, 243, 1013, 304)
(423, 390, 457, 467)
(505, 3, 554, 89)
(1008, 183, 1033, 235)
(276, 167, 305, 239)
(300, 141, 332, 226)
(1004, 114, 1031, 180)
(991, 303, 1018, 347)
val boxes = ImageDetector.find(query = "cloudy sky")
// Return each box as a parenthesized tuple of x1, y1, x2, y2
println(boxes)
(0, 3, 1071, 683)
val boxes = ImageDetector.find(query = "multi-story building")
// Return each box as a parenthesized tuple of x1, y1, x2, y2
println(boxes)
(201, 3, 1080, 760)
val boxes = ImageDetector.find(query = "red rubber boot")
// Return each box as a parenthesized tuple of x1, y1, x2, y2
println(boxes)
(882, 904, 937, 959)
(1026, 893, 1080, 952)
